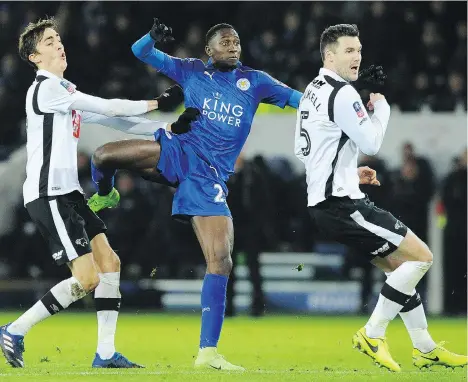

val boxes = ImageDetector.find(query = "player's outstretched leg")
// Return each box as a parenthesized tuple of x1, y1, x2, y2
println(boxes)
(88, 140, 162, 213)
(90, 234, 143, 368)
(353, 231, 434, 372)
(192, 216, 244, 371)
(0, 255, 97, 368)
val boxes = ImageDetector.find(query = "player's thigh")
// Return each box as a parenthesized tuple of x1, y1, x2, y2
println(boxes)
(74, 197, 120, 272)
(385, 229, 433, 264)
(93, 139, 162, 171)
(191, 215, 234, 264)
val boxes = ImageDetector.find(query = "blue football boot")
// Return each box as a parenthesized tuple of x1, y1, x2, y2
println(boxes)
(92, 352, 144, 368)
(0, 323, 25, 368)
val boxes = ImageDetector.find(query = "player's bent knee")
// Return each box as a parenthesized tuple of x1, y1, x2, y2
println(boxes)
(92, 145, 111, 169)
(394, 230, 434, 264)
(412, 235, 434, 263)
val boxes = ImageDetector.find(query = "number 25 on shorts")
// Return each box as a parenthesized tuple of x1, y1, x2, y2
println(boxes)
(213, 184, 226, 203)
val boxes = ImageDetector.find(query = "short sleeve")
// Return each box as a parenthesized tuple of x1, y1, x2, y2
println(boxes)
(256, 71, 294, 108)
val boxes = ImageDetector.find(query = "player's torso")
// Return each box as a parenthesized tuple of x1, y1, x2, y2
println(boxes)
(296, 75, 361, 205)
(181, 68, 261, 178)
(24, 80, 83, 204)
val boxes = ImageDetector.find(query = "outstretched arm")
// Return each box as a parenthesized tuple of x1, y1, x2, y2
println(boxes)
(81, 113, 168, 136)
(287, 90, 303, 109)
(70, 92, 157, 117)
(82, 107, 200, 136)
(38, 79, 157, 117)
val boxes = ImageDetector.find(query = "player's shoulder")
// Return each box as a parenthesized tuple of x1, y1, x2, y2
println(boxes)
(41, 77, 77, 96)
(244, 68, 291, 88)
(180, 57, 209, 71)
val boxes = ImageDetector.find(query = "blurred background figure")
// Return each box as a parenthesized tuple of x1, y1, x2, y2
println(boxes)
(441, 149, 467, 316)
(391, 143, 435, 301)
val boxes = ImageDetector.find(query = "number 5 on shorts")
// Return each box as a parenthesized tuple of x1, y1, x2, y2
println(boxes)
(213, 184, 226, 203)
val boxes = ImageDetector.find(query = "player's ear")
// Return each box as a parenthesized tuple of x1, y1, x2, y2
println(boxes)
(29, 53, 40, 65)
(325, 48, 334, 63)
(205, 45, 212, 57)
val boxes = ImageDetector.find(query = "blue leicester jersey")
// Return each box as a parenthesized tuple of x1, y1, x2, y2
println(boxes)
(133, 34, 295, 181)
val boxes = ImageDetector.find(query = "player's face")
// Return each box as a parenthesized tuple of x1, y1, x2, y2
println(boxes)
(206, 28, 241, 68)
(29, 28, 67, 74)
(332, 36, 362, 81)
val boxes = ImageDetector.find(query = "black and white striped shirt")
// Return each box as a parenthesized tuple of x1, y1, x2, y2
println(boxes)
(295, 68, 391, 207)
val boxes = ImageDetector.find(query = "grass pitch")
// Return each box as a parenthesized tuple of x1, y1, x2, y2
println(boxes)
(0, 312, 465, 381)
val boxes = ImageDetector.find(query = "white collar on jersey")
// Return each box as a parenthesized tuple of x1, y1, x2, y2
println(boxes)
(319, 68, 347, 83)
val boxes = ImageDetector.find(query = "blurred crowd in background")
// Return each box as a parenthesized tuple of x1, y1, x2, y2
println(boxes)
(0, 145, 466, 315)
(0, 1, 466, 154)
(0, 2, 466, 315)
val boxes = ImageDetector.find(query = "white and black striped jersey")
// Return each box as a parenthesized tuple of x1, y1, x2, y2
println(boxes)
(24, 70, 85, 204)
(23, 69, 168, 205)
(295, 68, 391, 207)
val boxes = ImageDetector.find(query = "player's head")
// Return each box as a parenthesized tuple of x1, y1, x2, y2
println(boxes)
(320, 24, 361, 81)
(205, 23, 241, 69)
(18, 17, 67, 74)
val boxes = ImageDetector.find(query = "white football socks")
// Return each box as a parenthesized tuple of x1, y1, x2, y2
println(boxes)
(365, 261, 432, 338)
(8, 277, 86, 336)
(95, 272, 121, 359)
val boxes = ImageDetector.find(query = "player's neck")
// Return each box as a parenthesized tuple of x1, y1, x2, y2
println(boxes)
(38, 66, 64, 79)
(323, 63, 338, 75)
(213, 62, 236, 72)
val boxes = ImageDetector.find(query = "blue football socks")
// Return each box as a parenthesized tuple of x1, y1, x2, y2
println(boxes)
(199, 274, 228, 348)
(91, 159, 116, 196)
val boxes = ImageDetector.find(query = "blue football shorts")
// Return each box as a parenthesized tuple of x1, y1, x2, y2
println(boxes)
(154, 129, 231, 221)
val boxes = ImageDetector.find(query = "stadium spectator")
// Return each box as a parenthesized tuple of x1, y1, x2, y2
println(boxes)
(442, 149, 467, 316)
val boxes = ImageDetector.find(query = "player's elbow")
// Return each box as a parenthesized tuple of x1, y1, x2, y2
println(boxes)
(360, 143, 381, 156)
(103, 109, 118, 118)
(131, 42, 143, 58)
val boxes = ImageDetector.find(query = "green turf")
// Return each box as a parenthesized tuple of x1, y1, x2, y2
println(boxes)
(0, 312, 465, 381)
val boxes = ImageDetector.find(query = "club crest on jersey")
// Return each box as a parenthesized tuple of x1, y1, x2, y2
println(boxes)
(353, 101, 364, 118)
(236, 78, 250, 91)
(60, 80, 76, 94)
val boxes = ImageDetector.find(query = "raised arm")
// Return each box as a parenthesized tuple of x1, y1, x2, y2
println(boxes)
(131, 18, 198, 85)
(334, 86, 391, 156)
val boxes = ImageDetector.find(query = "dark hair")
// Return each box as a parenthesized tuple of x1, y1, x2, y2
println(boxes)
(205, 23, 235, 45)
(18, 17, 58, 69)
(320, 24, 359, 61)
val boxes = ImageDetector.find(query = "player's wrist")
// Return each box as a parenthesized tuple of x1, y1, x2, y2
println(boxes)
(147, 100, 158, 112)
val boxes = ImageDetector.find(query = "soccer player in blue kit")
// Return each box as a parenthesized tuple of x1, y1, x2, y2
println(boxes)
(88, 18, 381, 370)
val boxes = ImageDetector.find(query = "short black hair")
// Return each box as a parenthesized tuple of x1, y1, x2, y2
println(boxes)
(18, 16, 58, 69)
(320, 24, 359, 61)
(206, 23, 235, 45)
